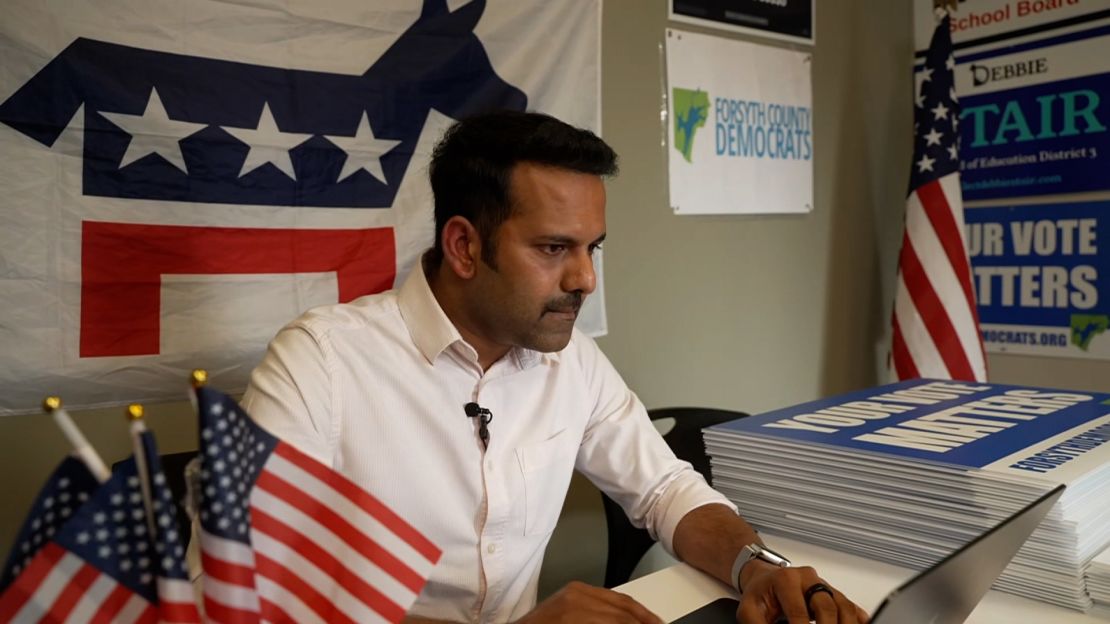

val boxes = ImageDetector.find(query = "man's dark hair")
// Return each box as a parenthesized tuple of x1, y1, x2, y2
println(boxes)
(427, 110, 618, 268)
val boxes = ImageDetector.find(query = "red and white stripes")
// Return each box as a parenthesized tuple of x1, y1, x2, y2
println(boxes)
(200, 442, 440, 624)
(892, 173, 987, 382)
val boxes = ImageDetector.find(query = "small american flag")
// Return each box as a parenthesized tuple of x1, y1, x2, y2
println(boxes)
(891, 8, 987, 382)
(0, 442, 198, 623)
(0, 458, 99, 595)
(194, 386, 441, 624)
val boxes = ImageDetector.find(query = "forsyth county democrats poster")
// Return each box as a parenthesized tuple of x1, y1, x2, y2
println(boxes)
(0, 0, 601, 414)
(666, 29, 813, 215)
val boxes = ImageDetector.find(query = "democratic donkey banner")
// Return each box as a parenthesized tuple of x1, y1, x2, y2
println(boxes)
(665, 29, 812, 215)
(0, 0, 601, 414)
(913, 0, 1110, 360)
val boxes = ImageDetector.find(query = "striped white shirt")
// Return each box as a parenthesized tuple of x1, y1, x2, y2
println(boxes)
(240, 263, 734, 623)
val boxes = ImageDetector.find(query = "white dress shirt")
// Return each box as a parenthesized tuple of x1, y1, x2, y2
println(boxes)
(241, 262, 735, 623)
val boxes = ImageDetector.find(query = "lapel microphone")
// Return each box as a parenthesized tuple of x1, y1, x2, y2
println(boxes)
(464, 402, 493, 449)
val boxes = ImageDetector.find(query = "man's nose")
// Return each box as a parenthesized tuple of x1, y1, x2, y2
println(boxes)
(562, 248, 597, 295)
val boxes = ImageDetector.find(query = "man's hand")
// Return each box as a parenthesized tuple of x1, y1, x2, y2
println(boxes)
(514, 581, 664, 624)
(736, 560, 869, 624)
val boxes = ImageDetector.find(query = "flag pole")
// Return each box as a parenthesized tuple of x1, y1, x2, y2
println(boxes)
(43, 396, 110, 483)
(127, 403, 158, 537)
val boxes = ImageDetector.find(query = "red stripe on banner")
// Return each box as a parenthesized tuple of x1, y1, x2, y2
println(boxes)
(274, 442, 440, 562)
(258, 595, 295, 624)
(80, 222, 396, 357)
(253, 552, 358, 624)
(251, 508, 405, 623)
(90, 584, 133, 624)
(201, 550, 257, 588)
(43, 561, 100, 622)
(254, 469, 424, 592)
(915, 181, 980, 320)
(159, 599, 202, 623)
(0, 543, 66, 621)
(135, 604, 159, 624)
(891, 315, 920, 380)
(899, 234, 976, 380)
(202, 594, 262, 624)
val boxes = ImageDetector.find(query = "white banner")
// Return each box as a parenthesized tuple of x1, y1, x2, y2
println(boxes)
(913, 0, 1106, 52)
(0, 0, 602, 414)
(665, 29, 812, 215)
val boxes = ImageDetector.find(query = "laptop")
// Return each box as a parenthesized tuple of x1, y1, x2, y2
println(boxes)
(674, 484, 1066, 624)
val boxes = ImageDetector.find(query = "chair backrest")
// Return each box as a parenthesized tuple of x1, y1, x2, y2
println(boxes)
(600, 407, 747, 587)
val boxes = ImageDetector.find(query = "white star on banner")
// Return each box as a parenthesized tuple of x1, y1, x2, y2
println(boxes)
(924, 128, 944, 146)
(325, 112, 401, 183)
(948, 144, 959, 160)
(920, 66, 934, 82)
(100, 88, 206, 173)
(931, 101, 950, 121)
(223, 102, 312, 180)
(917, 154, 935, 172)
(946, 55, 955, 71)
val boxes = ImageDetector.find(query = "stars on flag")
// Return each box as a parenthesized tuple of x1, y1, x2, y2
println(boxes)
(97, 91, 399, 184)
(100, 88, 206, 173)
(325, 111, 401, 183)
(223, 102, 313, 180)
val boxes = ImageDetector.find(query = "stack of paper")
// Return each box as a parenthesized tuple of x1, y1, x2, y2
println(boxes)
(704, 379, 1110, 611)
(1089, 546, 1110, 606)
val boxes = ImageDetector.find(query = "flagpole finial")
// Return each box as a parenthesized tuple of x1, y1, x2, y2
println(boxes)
(191, 369, 208, 388)
(126, 403, 145, 421)
(933, 0, 958, 12)
(43, 396, 62, 412)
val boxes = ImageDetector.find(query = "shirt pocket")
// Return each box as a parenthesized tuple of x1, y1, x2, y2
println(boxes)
(515, 428, 576, 536)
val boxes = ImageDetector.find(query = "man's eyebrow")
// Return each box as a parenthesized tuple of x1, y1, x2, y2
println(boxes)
(533, 233, 607, 246)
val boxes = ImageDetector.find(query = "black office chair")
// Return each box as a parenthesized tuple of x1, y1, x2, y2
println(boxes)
(160, 451, 200, 540)
(601, 407, 747, 588)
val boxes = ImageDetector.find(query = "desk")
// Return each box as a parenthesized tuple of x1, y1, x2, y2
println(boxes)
(615, 533, 1110, 623)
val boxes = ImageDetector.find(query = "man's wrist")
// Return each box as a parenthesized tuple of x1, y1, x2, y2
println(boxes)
(730, 543, 792, 593)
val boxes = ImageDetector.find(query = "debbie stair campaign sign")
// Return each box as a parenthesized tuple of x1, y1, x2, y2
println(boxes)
(705, 379, 1110, 610)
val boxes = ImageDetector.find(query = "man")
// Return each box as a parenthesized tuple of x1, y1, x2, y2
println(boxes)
(242, 111, 867, 623)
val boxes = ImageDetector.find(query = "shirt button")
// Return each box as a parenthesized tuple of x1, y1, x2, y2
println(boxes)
(487, 544, 497, 554)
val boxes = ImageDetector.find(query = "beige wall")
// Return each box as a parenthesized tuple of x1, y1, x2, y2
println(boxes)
(1, 0, 1107, 600)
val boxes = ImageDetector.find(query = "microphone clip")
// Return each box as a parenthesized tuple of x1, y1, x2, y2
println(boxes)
(464, 402, 493, 449)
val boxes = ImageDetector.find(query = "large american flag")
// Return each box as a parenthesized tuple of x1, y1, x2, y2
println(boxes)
(194, 386, 441, 623)
(890, 9, 987, 382)
(0, 441, 198, 623)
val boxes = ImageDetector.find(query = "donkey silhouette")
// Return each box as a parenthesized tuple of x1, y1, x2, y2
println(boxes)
(0, 0, 527, 207)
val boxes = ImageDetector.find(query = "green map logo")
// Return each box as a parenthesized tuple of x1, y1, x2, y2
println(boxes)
(673, 88, 709, 163)
(1070, 314, 1109, 351)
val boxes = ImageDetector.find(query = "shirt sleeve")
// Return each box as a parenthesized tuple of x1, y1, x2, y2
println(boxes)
(570, 334, 737, 557)
(239, 321, 338, 466)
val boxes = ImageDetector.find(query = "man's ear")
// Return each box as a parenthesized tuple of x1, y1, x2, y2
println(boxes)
(440, 216, 481, 279)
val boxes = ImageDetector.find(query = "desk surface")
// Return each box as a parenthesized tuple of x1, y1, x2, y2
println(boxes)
(615, 533, 1110, 623)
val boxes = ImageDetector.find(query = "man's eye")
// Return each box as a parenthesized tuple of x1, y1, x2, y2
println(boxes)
(541, 244, 566, 255)
(589, 243, 603, 254)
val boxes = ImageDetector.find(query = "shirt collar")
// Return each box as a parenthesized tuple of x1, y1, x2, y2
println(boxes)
(397, 255, 557, 369)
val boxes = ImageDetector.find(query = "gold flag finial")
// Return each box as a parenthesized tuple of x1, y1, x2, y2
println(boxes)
(191, 369, 208, 388)
(43, 396, 62, 412)
(127, 403, 144, 421)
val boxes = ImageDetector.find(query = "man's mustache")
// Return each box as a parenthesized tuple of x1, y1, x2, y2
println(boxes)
(544, 293, 584, 314)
